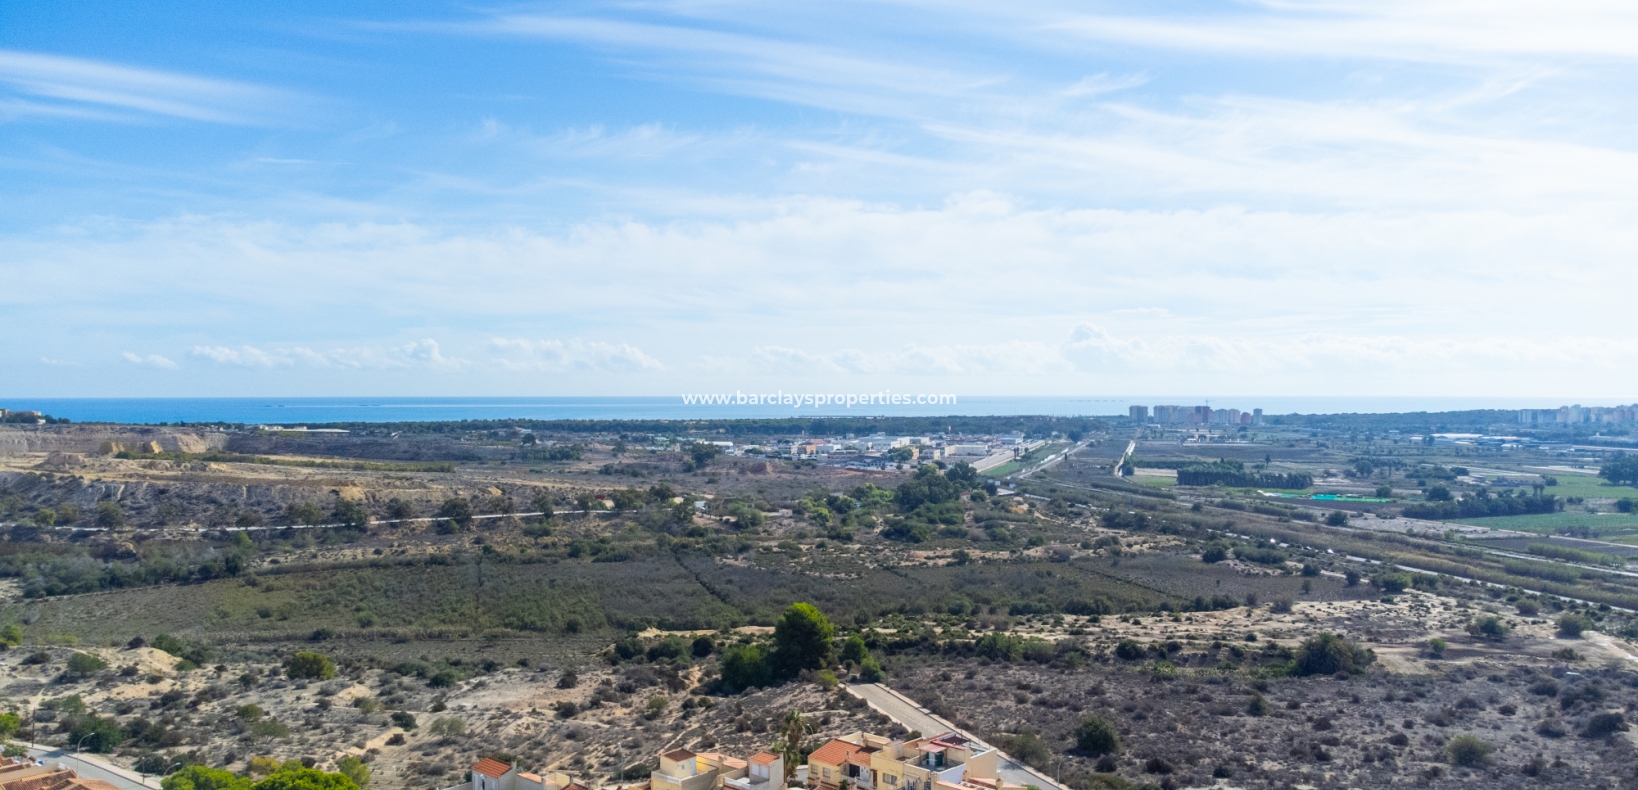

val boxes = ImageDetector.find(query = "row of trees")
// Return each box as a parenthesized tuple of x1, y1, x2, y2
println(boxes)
(1176, 460, 1313, 489)
(1401, 491, 1559, 520)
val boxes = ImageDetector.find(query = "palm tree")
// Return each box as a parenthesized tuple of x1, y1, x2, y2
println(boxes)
(775, 710, 813, 783)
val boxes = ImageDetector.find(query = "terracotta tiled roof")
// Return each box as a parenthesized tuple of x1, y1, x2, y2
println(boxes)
(663, 749, 697, 762)
(518, 773, 543, 783)
(472, 759, 513, 778)
(749, 753, 779, 766)
(807, 739, 860, 767)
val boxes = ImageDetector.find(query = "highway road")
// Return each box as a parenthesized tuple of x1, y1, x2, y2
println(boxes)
(843, 684, 1068, 790)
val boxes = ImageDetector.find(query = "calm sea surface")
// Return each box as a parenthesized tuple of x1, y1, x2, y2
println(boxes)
(0, 396, 1612, 425)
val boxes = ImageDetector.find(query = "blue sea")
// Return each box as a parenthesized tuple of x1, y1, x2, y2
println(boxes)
(0, 396, 1615, 425)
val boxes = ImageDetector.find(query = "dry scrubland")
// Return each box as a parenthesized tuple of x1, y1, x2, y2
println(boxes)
(3, 419, 1638, 790)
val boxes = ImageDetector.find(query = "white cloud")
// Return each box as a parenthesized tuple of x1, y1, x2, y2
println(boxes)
(1050, 2, 1638, 64)
(0, 49, 304, 125)
(749, 343, 1073, 376)
(121, 352, 177, 369)
(1061, 73, 1149, 97)
(490, 338, 666, 373)
(188, 340, 462, 370)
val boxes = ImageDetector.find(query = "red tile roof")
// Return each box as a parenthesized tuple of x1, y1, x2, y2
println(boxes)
(472, 759, 513, 778)
(807, 739, 860, 767)
(663, 749, 697, 762)
(750, 753, 779, 766)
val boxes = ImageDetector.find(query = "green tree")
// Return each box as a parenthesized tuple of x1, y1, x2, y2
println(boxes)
(284, 651, 336, 680)
(0, 623, 21, 646)
(856, 656, 885, 683)
(944, 462, 980, 489)
(163, 766, 251, 790)
(95, 501, 125, 528)
(68, 715, 125, 753)
(249, 766, 358, 790)
(331, 499, 369, 530)
(720, 644, 771, 692)
(530, 491, 554, 519)
(438, 498, 473, 528)
(770, 602, 835, 679)
(775, 711, 812, 783)
(894, 465, 959, 511)
(32, 509, 56, 527)
(1200, 543, 1228, 563)
(0, 712, 21, 739)
(284, 502, 323, 526)
(839, 634, 869, 666)
(1073, 716, 1121, 756)
(336, 757, 370, 789)
(1600, 454, 1638, 487)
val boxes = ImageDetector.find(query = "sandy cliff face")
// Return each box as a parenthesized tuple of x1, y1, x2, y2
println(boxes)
(0, 425, 229, 454)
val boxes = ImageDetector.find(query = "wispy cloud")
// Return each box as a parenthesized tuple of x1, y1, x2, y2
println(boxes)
(490, 338, 666, 373)
(121, 352, 177, 369)
(1049, 2, 1638, 63)
(189, 340, 462, 370)
(0, 49, 304, 125)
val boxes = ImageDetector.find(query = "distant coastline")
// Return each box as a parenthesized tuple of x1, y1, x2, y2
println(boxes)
(0, 396, 1628, 425)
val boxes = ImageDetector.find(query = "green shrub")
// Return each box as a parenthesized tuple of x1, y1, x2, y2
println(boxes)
(1557, 614, 1593, 639)
(284, 651, 335, 680)
(1293, 633, 1371, 676)
(66, 652, 107, 676)
(1445, 735, 1491, 767)
(1074, 716, 1121, 756)
(337, 756, 370, 788)
(1467, 616, 1511, 641)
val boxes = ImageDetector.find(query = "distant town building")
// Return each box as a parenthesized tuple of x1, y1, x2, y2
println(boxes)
(1517, 404, 1638, 426)
(1129, 405, 1148, 420)
(1151, 405, 1184, 424)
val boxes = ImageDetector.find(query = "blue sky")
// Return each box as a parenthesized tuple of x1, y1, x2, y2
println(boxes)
(4, 1, 1637, 398)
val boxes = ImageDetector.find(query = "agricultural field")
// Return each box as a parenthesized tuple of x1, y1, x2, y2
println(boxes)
(1454, 512, 1638, 543)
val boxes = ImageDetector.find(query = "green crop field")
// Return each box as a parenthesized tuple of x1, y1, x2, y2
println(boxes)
(1452, 512, 1638, 543)
(983, 461, 1020, 477)
(1529, 474, 1638, 500)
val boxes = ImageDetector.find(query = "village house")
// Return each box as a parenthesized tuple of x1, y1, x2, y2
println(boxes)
(458, 759, 584, 790)
(805, 732, 1010, 790)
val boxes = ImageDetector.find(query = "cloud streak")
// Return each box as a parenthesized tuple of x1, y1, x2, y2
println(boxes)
(0, 49, 304, 124)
